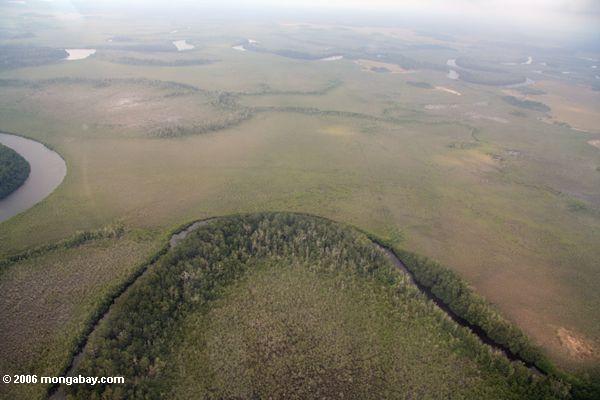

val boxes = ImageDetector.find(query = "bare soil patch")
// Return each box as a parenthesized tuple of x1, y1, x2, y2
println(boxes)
(557, 328, 596, 360)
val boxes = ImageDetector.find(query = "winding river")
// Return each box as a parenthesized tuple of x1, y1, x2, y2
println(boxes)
(0, 133, 66, 223)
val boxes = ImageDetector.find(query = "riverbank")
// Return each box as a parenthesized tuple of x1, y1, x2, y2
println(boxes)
(0, 133, 66, 223)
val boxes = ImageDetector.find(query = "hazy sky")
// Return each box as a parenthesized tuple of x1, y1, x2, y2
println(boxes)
(70, 0, 600, 15)
(259, 0, 600, 29)
(24, 0, 600, 39)
(262, 0, 600, 14)
(79, 0, 600, 22)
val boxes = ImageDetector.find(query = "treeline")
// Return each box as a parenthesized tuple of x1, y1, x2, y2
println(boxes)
(503, 95, 551, 112)
(407, 81, 433, 89)
(0, 223, 124, 269)
(515, 86, 547, 96)
(0, 45, 67, 69)
(242, 39, 448, 71)
(238, 79, 342, 96)
(252, 105, 417, 126)
(66, 213, 568, 400)
(243, 42, 339, 61)
(149, 110, 254, 138)
(455, 57, 506, 73)
(0, 143, 30, 200)
(370, 66, 391, 73)
(110, 57, 215, 67)
(392, 248, 553, 372)
(252, 105, 383, 122)
(98, 43, 177, 52)
(0, 77, 201, 93)
(390, 247, 600, 400)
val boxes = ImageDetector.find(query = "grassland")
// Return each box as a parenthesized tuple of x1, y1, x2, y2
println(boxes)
(0, 4, 599, 398)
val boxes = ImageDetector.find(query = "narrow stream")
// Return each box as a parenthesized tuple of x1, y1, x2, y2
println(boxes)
(376, 243, 542, 374)
(48, 219, 213, 399)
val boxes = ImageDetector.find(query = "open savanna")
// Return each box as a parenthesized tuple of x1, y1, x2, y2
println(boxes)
(0, 13, 599, 395)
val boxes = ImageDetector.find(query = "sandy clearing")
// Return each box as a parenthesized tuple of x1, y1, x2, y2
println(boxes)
(172, 40, 194, 51)
(320, 55, 343, 61)
(557, 328, 595, 359)
(435, 86, 461, 96)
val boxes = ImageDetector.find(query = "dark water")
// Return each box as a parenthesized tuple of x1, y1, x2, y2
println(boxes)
(377, 243, 543, 374)
(0, 133, 66, 223)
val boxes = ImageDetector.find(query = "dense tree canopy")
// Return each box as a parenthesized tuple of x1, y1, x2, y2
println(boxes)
(0, 142, 30, 200)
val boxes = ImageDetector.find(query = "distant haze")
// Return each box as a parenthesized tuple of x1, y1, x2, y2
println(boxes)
(30, 0, 600, 43)
(81, 0, 600, 17)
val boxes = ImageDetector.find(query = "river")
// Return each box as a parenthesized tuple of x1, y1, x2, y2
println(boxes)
(172, 40, 194, 51)
(0, 133, 66, 223)
(64, 49, 96, 60)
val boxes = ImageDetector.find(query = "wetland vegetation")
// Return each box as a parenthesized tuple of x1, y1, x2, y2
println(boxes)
(0, 0, 599, 399)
